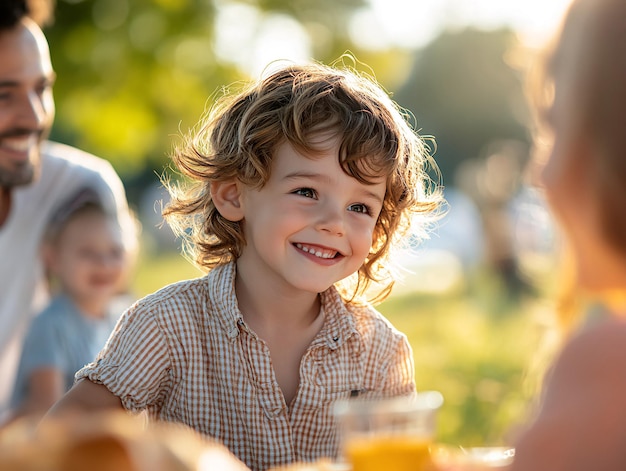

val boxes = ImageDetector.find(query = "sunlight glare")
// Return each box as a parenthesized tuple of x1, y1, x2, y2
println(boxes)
(350, 0, 574, 49)
(214, 3, 311, 78)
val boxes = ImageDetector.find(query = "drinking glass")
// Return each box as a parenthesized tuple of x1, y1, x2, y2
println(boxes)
(333, 391, 443, 471)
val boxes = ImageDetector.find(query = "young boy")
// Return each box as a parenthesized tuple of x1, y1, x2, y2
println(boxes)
(10, 194, 129, 421)
(47, 60, 444, 471)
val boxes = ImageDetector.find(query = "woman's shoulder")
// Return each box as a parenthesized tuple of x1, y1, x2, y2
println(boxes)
(545, 317, 626, 400)
(513, 319, 626, 470)
(559, 317, 626, 367)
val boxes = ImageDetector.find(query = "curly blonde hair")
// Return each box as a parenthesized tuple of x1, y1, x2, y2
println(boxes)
(163, 59, 443, 303)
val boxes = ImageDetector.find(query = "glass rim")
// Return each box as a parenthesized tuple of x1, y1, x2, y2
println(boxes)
(333, 391, 444, 417)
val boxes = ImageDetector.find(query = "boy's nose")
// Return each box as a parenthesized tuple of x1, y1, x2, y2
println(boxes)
(315, 203, 346, 236)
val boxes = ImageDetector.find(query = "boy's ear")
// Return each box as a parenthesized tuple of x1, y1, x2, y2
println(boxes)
(211, 180, 245, 221)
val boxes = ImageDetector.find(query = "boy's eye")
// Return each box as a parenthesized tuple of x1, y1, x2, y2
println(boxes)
(348, 203, 371, 215)
(293, 188, 317, 199)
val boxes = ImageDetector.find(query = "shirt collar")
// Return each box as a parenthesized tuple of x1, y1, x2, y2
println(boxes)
(316, 287, 360, 351)
(206, 262, 242, 340)
(206, 261, 361, 350)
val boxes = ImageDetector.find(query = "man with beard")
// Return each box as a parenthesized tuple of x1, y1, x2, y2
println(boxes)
(0, 0, 135, 423)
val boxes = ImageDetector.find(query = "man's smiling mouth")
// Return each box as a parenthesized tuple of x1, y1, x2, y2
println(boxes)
(1, 134, 38, 153)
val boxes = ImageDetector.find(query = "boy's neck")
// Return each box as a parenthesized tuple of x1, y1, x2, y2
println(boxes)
(234, 267, 321, 330)
(70, 295, 109, 319)
(234, 262, 325, 407)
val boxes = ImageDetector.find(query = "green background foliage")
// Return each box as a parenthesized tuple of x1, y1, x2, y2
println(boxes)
(45, 0, 531, 197)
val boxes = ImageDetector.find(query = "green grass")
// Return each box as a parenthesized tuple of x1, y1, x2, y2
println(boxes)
(131, 249, 553, 448)
(378, 287, 546, 447)
(131, 249, 205, 297)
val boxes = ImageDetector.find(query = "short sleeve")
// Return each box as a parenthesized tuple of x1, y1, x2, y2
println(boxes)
(381, 332, 416, 396)
(75, 302, 173, 412)
(18, 314, 67, 375)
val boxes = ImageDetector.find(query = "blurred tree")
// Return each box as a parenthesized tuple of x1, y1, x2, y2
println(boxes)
(46, 0, 231, 180)
(395, 28, 535, 298)
(395, 27, 532, 186)
(44, 0, 413, 204)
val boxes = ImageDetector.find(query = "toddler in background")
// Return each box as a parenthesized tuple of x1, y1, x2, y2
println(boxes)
(9, 191, 129, 421)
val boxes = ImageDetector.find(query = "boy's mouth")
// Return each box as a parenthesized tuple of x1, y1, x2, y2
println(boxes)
(294, 243, 340, 259)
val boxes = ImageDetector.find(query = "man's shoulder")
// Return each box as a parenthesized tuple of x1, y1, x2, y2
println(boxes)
(38, 141, 127, 210)
(42, 141, 115, 174)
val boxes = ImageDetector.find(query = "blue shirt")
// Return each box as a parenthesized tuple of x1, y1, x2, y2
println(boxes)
(10, 294, 118, 408)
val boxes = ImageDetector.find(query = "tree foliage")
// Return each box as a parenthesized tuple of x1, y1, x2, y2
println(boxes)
(395, 27, 532, 187)
(44, 0, 405, 192)
(44, 2, 531, 204)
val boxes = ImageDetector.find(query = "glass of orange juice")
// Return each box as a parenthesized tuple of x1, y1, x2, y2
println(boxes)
(333, 392, 443, 471)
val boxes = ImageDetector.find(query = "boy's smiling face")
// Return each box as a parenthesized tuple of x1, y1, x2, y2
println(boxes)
(235, 135, 386, 295)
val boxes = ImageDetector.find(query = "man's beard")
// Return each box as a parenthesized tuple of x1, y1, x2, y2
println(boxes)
(0, 158, 39, 187)
(0, 129, 44, 187)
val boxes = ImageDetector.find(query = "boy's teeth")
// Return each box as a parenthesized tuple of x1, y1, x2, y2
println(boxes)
(295, 243, 336, 259)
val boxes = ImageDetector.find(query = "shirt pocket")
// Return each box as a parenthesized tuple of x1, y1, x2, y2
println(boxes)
(298, 347, 378, 409)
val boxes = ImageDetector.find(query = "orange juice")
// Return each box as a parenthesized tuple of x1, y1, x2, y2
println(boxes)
(345, 435, 437, 471)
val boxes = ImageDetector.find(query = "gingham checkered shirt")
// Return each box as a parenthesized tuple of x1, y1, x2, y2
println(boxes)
(76, 262, 415, 471)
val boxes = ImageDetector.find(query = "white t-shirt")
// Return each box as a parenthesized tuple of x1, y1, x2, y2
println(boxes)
(0, 141, 135, 419)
